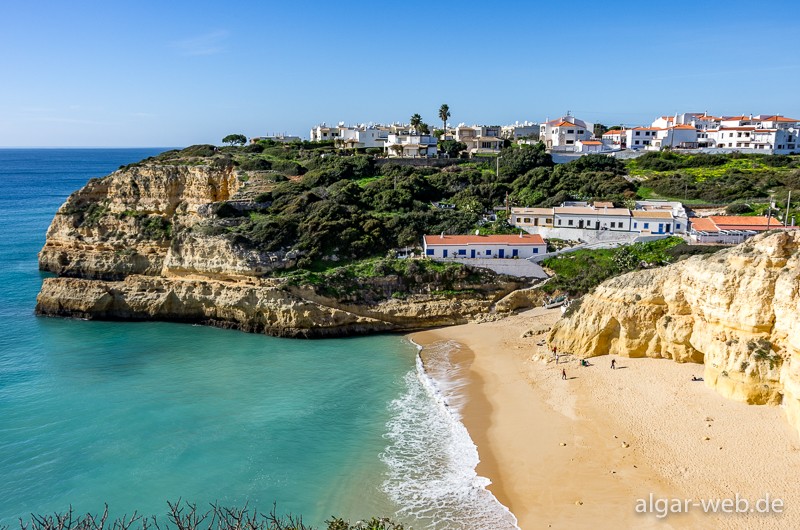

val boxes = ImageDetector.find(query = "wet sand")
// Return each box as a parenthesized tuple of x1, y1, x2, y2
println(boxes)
(409, 307, 800, 529)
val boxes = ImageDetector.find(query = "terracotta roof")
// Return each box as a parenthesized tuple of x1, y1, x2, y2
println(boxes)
(759, 115, 800, 122)
(553, 121, 578, 127)
(709, 216, 784, 229)
(512, 207, 554, 215)
(424, 234, 545, 246)
(690, 218, 719, 232)
(632, 211, 673, 219)
(555, 206, 631, 216)
(632, 127, 662, 131)
(722, 115, 752, 121)
(670, 125, 697, 130)
(593, 201, 614, 208)
(580, 140, 602, 145)
(717, 126, 756, 131)
(603, 130, 623, 135)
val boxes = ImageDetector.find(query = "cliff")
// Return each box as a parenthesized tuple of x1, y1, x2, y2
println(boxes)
(549, 231, 800, 435)
(37, 161, 525, 337)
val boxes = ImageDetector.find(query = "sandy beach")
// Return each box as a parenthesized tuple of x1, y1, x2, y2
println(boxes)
(409, 307, 800, 530)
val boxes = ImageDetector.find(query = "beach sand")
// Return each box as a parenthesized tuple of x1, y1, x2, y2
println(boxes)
(409, 307, 800, 529)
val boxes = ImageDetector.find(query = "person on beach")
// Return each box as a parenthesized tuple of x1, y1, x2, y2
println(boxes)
(611, 359, 616, 370)
(562, 368, 567, 380)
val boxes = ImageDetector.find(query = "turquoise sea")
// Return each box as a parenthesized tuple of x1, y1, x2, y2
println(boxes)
(0, 149, 517, 529)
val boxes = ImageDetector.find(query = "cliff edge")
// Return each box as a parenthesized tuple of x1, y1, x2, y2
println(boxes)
(36, 159, 530, 337)
(549, 230, 800, 435)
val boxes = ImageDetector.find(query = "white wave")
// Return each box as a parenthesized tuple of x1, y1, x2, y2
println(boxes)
(380, 341, 519, 530)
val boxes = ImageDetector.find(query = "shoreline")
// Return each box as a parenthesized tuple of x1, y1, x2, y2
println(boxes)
(409, 307, 800, 529)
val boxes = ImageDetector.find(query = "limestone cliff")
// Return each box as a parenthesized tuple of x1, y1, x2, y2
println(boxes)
(549, 231, 800, 435)
(37, 161, 524, 337)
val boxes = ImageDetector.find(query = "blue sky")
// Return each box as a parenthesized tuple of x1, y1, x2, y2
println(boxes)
(1, 0, 798, 147)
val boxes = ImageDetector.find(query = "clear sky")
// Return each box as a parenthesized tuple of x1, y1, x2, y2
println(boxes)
(1, 0, 798, 147)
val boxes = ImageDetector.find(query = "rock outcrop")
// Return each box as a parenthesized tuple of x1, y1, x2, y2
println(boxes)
(549, 231, 800, 435)
(37, 162, 524, 337)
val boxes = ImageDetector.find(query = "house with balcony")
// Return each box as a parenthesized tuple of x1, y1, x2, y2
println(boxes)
(384, 133, 438, 157)
(539, 115, 593, 151)
(601, 129, 626, 149)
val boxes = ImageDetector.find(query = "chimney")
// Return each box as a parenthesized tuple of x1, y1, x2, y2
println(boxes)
(440, 232, 444, 239)
(519, 231, 523, 238)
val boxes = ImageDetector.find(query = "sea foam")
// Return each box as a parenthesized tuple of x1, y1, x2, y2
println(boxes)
(380, 340, 519, 529)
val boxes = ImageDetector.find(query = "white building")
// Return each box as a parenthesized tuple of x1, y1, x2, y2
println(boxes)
(635, 200, 688, 233)
(576, 139, 604, 153)
(626, 127, 660, 150)
(601, 129, 625, 149)
(384, 133, 438, 158)
(501, 121, 539, 140)
(423, 233, 546, 259)
(630, 211, 675, 234)
(511, 207, 555, 228)
(336, 126, 389, 149)
(309, 124, 341, 142)
(539, 115, 594, 151)
(552, 205, 632, 231)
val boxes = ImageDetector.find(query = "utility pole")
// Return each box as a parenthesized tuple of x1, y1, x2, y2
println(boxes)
(785, 190, 792, 226)
(766, 195, 774, 229)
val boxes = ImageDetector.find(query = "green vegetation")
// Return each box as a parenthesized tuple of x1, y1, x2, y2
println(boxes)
(282, 257, 501, 303)
(541, 237, 724, 296)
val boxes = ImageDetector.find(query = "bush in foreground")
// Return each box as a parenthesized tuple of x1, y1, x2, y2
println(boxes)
(1, 501, 405, 530)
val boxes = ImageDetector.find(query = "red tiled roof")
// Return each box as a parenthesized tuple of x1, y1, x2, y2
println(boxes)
(632, 211, 673, 219)
(758, 115, 800, 122)
(603, 129, 623, 135)
(709, 216, 784, 229)
(424, 234, 545, 246)
(690, 218, 719, 232)
(581, 140, 602, 145)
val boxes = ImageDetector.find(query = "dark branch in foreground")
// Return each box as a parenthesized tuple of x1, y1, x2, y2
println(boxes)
(3, 501, 406, 530)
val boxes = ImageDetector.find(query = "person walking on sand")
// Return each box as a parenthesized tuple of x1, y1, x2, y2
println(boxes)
(561, 368, 567, 380)
(611, 359, 616, 370)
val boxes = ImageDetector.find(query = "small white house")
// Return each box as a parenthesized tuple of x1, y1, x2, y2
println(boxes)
(384, 133, 438, 157)
(423, 233, 546, 259)
(630, 211, 675, 234)
(576, 139, 604, 153)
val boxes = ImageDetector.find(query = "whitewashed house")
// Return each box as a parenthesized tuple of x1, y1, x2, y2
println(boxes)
(553, 205, 632, 231)
(539, 115, 593, 151)
(423, 233, 546, 259)
(576, 139, 604, 153)
(336, 126, 389, 149)
(630, 211, 675, 234)
(626, 127, 660, 149)
(511, 207, 555, 228)
(635, 200, 688, 233)
(601, 129, 625, 149)
(310, 124, 341, 142)
(384, 133, 438, 157)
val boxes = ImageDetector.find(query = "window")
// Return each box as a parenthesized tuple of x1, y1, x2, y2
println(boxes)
(523, 217, 531, 223)
(634, 222, 638, 228)
(486, 250, 491, 255)
(566, 140, 574, 144)
(458, 249, 466, 255)
(676, 223, 681, 229)
(558, 219, 562, 225)
(533, 248, 539, 254)
(644, 222, 649, 229)
(426, 249, 434, 256)
(568, 219, 574, 226)
(737, 132, 742, 137)
(567, 129, 575, 134)
(578, 130, 584, 134)
(635, 131, 641, 136)
(545, 218, 552, 224)
(635, 140, 640, 145)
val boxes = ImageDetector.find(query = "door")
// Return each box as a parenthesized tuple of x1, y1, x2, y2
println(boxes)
(443, 249, 448, 258)
(512, 249, 519, 257)
(658, 223, 663, 233)
(578, 220, 584, 228)
(498, 248, 505, 258)
(470, 249, 476, 258)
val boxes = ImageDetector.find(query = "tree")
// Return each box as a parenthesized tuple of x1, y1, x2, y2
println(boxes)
(222, 134, 247, 146)
(593, 123, 608, 138)
(438, 140, 467, 158)
(418, 122, 431, 134)
(438, 104, 451, 134)
(410, 113, 422, 130)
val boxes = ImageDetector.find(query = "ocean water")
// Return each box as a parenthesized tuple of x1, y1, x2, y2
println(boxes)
(0, 149, 514, 529)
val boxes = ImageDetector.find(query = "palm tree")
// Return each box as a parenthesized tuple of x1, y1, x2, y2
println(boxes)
(438, 104, 451, 135)
(410, 113, 422, 130)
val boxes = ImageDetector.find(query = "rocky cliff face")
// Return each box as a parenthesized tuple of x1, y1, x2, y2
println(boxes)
(549, 231, 800, 435)
(37, 162, 523, 337)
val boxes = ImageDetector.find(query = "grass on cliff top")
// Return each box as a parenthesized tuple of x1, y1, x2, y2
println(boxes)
(541, 237, 722, 296)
